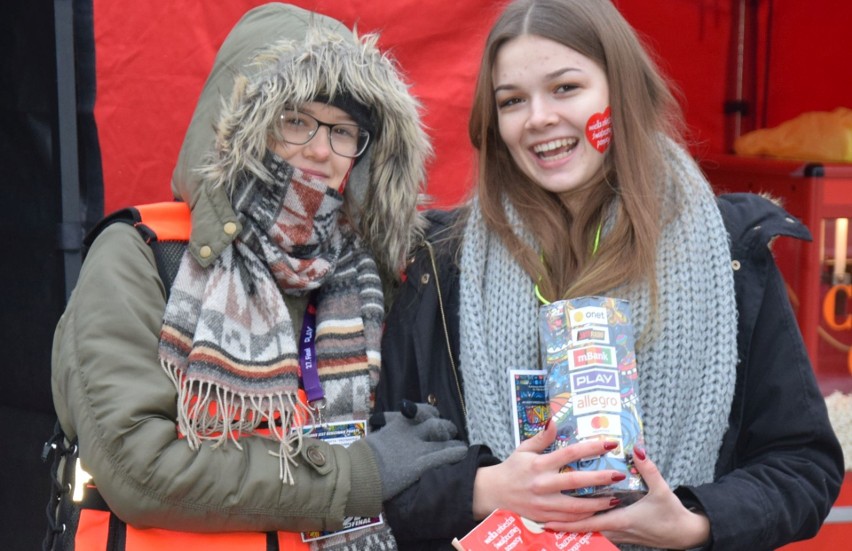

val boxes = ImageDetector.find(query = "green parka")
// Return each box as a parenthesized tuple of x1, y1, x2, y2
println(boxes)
(51, 2, 430, 533)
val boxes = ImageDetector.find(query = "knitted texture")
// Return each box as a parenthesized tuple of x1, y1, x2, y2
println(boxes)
(365, 404, 467, 501)
(159, 154, 383, 485)
(459, 141, 737, 544)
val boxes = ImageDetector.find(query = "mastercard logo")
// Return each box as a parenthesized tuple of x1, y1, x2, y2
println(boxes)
(590, 416, 610, 429)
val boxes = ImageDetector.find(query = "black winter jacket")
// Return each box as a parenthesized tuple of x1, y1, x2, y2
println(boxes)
(377, 193, 844, 551)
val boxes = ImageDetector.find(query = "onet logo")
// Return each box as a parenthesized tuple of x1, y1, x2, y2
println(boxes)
(569, 306, 608, 327)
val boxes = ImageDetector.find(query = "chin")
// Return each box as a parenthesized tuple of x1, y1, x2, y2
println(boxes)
(536, 180, 587, 195)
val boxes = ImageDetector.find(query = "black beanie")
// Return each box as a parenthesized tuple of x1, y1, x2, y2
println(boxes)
(316, 93, 375, 137)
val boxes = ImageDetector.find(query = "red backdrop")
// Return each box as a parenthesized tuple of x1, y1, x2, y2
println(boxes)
(93, 0, 852, 212)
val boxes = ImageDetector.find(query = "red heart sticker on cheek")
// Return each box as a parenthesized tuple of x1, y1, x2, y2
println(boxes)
(585, 107, 612, 154)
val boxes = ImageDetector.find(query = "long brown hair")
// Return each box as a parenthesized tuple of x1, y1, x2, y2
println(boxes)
(468, 0, 683, 302)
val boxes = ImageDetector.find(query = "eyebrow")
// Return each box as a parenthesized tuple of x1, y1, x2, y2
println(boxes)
(493, 67, 581, 94)
(299, 105, 356, 124)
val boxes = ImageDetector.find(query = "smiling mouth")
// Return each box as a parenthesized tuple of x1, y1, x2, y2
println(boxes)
(532, 138, 578, 161)
(301, 169, 328, 180)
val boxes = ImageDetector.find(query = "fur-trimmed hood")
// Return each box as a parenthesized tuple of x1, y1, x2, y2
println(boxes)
(171, 3, 431, 280)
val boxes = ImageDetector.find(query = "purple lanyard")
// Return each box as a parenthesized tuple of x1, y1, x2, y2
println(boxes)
(298, 293, 324, 404)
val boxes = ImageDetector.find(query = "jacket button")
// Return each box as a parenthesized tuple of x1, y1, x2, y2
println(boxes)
(199, 245, 212, 258)
(427, 393, 437, 406)
(223, 221, 238, 235)
(306, 445, 326, 466)
(421, 273, 431, 285)
(731, 260, 741, 271)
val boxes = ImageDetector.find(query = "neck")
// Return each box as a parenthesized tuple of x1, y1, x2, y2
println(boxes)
(556, 174, 604, 216)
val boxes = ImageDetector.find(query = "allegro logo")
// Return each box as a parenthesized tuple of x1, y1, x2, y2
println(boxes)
(574, 391, 621, 415)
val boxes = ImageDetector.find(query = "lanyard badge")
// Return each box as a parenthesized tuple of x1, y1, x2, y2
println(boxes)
(298, 292, 325, 408)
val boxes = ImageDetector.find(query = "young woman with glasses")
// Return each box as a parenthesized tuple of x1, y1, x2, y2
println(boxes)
(49, 4, 465, 549)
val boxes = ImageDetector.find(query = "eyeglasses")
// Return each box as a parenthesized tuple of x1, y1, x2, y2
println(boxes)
(274, 109, 370, 158)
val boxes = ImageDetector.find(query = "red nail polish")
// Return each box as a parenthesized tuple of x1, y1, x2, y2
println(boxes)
(634, 447, 646, 461)
(603, 441, 618, 451)
(544, 417, 552, 431)
(611, 472, 626, 482)
(609, 498, 622, 507)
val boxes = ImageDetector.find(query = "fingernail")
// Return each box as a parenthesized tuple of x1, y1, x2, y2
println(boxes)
(634, 447, 646, 461)
(544, 417, 552, 431)
(603, 441, 618, 451)
(609, 498, 622, 507)
(611, 472, 626, 482)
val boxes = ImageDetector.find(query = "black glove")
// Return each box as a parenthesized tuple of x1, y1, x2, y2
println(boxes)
(365, 400, 467, 501)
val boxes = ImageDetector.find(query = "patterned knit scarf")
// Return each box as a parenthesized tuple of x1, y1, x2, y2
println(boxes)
(459, 142, 737, 550)
(159, 154, 384, 487)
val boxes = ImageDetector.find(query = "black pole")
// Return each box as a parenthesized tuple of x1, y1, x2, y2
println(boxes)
(54, 0, 82, 301)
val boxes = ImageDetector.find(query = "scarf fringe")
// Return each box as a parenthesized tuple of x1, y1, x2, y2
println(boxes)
(162, 359, 317, 484)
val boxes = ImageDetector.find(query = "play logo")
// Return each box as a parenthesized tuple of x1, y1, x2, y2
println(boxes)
(570, 368, 620, 392)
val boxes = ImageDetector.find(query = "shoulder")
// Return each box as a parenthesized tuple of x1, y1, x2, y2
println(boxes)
(716, 194, 807, 350)
(77, 220, 167, 311)
(85, 221, 157, 270)
(715, 193, 810, 332)
(423, 207, 466, 241)
(387, 208, 465, 309)
(716, 193, 811, 253)
(408, 207, 466, 279)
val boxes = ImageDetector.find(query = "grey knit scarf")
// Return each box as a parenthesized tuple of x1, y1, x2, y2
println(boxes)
(459, 142, 737, 550)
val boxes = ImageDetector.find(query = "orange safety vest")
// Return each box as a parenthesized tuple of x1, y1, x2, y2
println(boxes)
(73, 202, 309, 551)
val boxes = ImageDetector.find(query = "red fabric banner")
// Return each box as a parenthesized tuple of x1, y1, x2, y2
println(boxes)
(93, 0, 495, 211)
(94, 1, 852, 212)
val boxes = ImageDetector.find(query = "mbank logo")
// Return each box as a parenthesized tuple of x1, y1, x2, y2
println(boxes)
(570, 346, 617, 369)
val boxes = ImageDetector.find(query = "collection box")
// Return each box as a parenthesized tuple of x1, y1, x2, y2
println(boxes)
(539, 296, 647, 502)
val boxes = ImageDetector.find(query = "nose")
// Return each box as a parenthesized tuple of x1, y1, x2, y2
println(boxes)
(303, 126, 333, 159)
(525, 96, 558, 130)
